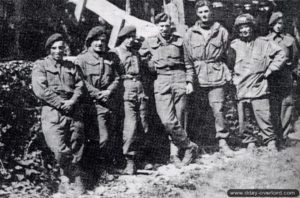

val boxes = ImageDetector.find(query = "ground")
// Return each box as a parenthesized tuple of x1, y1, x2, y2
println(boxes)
(1, 123, 300, 198)
(49, 141, 300, 198)
(50, 124, 300, 198)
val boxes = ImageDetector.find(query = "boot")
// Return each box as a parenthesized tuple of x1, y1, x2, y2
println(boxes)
(58, 175, 70, 194)
(247, 142, 256, 152)
(181, 141, 198, 166)
(74, 175, 86, 195)
(267, 140, 277, 152)
(170, 155, 182, 168)
(123, 156, 137, 175)
(71, 165, 86, 195)
(288, 132, 300, 140)
(219, 139, 234, 157)
(170, 143, 182, 168)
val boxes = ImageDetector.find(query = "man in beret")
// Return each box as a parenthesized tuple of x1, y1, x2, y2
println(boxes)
(267, 12, 299, 144)
(112, 25, 150, 174)
(184, 0, 233, 156)
(140, 12, 198, 167)
(228, 13, 286, 151)
(76, 26, 120, 172)
(32, 33, 86, 194)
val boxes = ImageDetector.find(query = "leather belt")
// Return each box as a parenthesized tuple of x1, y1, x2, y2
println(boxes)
(121, 74, 141, 82)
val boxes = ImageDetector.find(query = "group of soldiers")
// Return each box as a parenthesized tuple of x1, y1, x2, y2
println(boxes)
(31, 0, 298, 195)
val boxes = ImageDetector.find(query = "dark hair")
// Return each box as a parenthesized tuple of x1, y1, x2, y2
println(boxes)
(195, 0, 213, 11)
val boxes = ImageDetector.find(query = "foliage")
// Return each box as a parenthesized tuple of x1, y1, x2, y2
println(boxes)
(0, 61, 59, 197)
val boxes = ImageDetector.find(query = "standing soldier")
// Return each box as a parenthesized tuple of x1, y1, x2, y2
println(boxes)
(140, 13, 198, 167)
(267, 12, 299, 144)
(76, 26, 119, 167)
(112, 25, 150, 174)
(184, 0, 233, 156)
(228, 14, 286, 151)
(32, 33, 86, 194)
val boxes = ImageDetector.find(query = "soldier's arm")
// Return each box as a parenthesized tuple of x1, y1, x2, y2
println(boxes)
(75, 58, 102, 100)
(31, 62, 64, 109)
(226, 45, 236, 71)
(107, 65, 120, 94)
(139, 39, 156, 73)
(105, 52, 120, 94)
(70, 65, 84, 103)
(183, 31, 195, 83)
(222, 28, 230, 64)
(265, 41, 287, 77)
(291, 37, 299, 76)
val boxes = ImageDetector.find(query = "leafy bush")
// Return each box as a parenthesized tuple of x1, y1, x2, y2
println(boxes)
(0, 61, 59, 197)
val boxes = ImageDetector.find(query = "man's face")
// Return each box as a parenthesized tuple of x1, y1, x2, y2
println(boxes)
(90, 35, 107, 53)
(122, 32, 136, 48)
(238, 24, 253, 39)
(50, 40, 65, 61)
(196, 6, 212, 23)
(273, 19, 284, 34)
(158, 20, 172, 38)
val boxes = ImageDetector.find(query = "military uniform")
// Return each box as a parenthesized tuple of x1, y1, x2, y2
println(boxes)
(229, 36, 286, 144)
(76, 49, 119, 147)
(141, 31, 195, 151)
(113, 45, 149, 156)
(267, 12, 299, 140)
(32, 55, 85, 174)
(184, 21, 231, 140)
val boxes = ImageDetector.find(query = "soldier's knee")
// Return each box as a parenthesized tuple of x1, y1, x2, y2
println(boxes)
(210, 101, 224, 112)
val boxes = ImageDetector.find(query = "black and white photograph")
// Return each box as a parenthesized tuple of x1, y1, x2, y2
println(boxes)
(0, 0, 299, 197)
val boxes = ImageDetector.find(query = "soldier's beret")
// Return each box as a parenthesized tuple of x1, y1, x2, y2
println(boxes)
(85, 26, 107, 47)
(118, 25, 136, 38)
(45, 33, 64, 50)
(154, 13, 170, 24)
(269, 11, 283, 26)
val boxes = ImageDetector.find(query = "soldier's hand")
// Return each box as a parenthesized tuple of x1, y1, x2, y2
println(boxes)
(61, 100, 75, 112)
(186, 83, 194, 95)
(97, 90, 111, 102)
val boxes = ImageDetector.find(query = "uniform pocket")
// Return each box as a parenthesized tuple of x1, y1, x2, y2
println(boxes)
(41, 106, 60, 124)
(45, 68, 60, 86)
(251, 54, 266, 73)
(85, 66, 100, 85)
(166, 45, 182, 59)
(191, 43, 204, 59)
(210, 40, 222, 48)
(64, 70, 75, 86)
(154, 78, 170, 95)
(208, 62, 224, 82)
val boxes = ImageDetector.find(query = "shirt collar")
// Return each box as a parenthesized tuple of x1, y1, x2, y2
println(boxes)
(157, 32, 178, 45)
(271, 32, 284, 40)
(192, 21, 220, 35)
(47, 55, 62, 67)
(88, 48, 102, 60)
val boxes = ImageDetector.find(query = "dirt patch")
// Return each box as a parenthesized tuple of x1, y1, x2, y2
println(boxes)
(47, 141, 300, 198)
